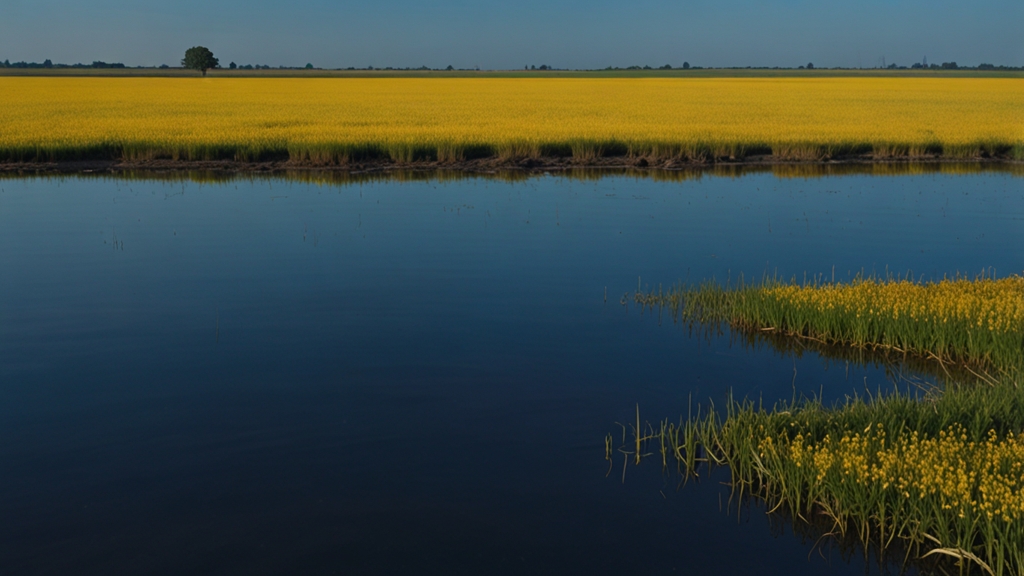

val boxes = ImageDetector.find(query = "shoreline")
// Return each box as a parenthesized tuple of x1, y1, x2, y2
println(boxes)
(2, 155, 1021, 177)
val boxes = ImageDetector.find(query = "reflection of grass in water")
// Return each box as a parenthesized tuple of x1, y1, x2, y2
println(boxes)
(768, 161, 1024, 179)
(678, 319, 987, 386)
(617, 274, 1024, 574)
(1, 161, 1022, 187)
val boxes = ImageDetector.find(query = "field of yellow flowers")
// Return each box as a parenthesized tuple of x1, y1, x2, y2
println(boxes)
(633, 274, 1024, 371)
(757, 276, 1024, 368)
(1, 77, 1022, 163)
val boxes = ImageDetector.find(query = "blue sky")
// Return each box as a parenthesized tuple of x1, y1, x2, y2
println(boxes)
(1, 0, 1021, 69)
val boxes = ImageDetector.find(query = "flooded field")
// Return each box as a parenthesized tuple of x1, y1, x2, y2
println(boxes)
(1, 167, 1022, 575)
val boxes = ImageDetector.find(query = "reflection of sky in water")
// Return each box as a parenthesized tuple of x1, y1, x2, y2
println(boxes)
(0, 171, 1021, 575)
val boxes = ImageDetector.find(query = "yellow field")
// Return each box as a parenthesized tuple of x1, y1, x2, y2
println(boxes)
(639, 274, 1024, 371)
(783, 425, 1024, 527)
(1, 77, 1021, 162)
(764, 276, 1024, 334)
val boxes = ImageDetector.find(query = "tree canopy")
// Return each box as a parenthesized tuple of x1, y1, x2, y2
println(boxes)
(182, 46, 219, 76)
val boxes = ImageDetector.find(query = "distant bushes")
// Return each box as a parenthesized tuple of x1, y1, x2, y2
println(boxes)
(0, 60, 126, 69)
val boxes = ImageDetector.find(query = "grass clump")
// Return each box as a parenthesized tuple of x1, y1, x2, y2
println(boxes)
(631, 273, 1024, 374)
(616, 382, 1024, 575)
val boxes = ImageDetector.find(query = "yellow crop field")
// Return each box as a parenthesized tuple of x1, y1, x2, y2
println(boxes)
(0, 77, 1021, 163)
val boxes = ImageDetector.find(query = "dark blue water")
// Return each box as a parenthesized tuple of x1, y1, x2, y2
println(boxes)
(1, 170, 1022, 575)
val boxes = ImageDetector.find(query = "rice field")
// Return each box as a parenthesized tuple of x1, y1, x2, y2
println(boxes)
(1, 77, 1022, 163)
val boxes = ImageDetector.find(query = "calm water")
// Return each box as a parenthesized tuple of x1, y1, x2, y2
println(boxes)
(1, 169, 1022, 575)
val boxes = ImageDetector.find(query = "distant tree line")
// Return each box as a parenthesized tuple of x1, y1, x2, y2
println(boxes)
(1, 57, 1020, 72)
(0, 59, 126, 69)
(228, 63, 323, 70)
(907, 61, 1009, 70)
(601, 62, 699, 70)
(601, 63, 1023, 71)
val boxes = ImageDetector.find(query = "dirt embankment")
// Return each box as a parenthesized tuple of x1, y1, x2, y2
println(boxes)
(1, 154, 1020, 177)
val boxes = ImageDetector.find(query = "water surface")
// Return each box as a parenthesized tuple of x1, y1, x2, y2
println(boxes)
(1, 168, 1022, 575)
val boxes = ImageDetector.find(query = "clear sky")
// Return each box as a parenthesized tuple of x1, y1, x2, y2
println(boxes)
(1, 0, 1021, 69)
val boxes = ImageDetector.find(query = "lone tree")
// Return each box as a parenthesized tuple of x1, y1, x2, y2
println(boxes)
(182, 46, 219, 76)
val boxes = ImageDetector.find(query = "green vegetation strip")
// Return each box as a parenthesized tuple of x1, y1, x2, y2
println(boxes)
(630, 274, 1024, 375)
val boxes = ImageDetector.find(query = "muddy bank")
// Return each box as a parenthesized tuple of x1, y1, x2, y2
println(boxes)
(0, 154, 1020, 177)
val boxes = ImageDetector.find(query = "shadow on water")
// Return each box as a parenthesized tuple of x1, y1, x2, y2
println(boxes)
(764, 499, 957, 576)
(732, 327, 983, 388)
(696, 483, 962, 575)
(629, 299, 987, 389)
